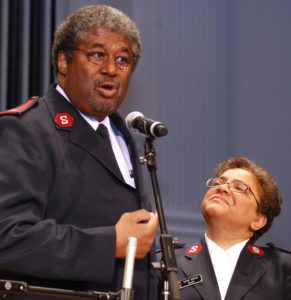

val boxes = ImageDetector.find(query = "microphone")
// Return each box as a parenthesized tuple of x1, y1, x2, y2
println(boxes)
(121, 236, 137, 300)
(125, 111, 168, 137)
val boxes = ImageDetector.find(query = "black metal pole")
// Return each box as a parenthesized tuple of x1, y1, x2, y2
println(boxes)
(143, 137, 180, 300)
(0, 279, 120, 299)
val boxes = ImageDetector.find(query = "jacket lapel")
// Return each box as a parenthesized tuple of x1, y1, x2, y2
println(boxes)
(225, 242, 267, 300)
(181, 239, 221, 300)
(44, 86, 125, 183)
(69, 118, 124, 181)
(110, 113, 150, 209)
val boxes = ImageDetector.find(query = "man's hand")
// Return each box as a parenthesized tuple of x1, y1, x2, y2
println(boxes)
(115, 209, 159, 259)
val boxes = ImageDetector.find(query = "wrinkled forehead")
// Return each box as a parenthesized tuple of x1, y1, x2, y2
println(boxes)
(79, 26, 129, 42)
(78, 27, 133, 51)
(220, 168, 254, 183)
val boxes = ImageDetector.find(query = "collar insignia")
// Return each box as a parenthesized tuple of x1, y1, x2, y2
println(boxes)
(54, 113, 74, 128)
(178, 274, 203, 289)
(247, 244, 265, 256)
(186, 244, 203, 256)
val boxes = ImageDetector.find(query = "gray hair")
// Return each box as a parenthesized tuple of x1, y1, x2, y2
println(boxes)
(51, 5, 141, 74)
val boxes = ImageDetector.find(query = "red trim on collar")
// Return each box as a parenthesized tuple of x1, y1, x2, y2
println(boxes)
(54, 113, 74, 128)
(247, 244, 265, 256)
(186, 244, 203, 256)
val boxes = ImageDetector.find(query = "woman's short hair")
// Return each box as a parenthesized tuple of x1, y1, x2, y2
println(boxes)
(215, 156, 282, 240)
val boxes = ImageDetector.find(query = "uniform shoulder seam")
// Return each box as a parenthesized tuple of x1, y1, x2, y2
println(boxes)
(266, 242, 291, 254)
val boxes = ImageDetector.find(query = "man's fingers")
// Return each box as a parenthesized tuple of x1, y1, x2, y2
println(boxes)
(130, 209, 154, 223)
(148, 211, 159, 226)
(115, 210, 159, 258)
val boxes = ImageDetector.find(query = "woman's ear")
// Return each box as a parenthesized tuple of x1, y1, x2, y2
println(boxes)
(57, 51, 68, 75)
(250, 213, 267, 232)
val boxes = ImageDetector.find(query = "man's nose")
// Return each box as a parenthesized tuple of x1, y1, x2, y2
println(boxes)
(100, 57, 117, 75)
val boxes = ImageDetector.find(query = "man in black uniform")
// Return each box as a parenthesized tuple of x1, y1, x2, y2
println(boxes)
(0, 5, 158, 300)
(175, 157, 291, 300)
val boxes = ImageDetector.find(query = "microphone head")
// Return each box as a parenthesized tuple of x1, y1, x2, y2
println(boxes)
(125, 111, 144, 131)
(154, 123, 168, 137)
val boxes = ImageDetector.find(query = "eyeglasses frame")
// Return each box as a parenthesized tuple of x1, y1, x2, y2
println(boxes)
(71, 47, 135, 71)
(206, 177, 260, 210)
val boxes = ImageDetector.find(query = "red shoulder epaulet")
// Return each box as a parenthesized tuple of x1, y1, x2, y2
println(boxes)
(0, 96, 39, 116)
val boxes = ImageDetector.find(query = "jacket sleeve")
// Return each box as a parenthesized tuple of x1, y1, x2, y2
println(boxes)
(284, 252, 291, 299)
(0, 115, 116, 284)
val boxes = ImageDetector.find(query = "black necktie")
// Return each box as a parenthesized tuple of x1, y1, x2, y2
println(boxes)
(96, 124, 122, 177)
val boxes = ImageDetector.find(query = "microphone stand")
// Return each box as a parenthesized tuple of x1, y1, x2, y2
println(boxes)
(140, 137, 180, 300)
(0, 280, 119, 299)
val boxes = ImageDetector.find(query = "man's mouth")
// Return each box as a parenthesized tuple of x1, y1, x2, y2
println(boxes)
(96, 82, 118, 98)
(100, 83, 115, 90)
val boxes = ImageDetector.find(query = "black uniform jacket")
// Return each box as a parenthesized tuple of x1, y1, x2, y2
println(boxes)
(175, 238, 291, 300)
(0, 85, 157, 299)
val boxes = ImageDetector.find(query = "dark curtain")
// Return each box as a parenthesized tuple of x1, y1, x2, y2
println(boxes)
(0, 0, 55, 109)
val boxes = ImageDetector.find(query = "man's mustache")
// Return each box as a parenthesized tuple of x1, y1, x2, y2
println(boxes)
(95, 76, 120, 89)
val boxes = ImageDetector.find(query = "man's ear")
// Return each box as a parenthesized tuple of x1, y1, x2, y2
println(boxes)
(250, 213, 267, 232)
(57, 51, 68, 75)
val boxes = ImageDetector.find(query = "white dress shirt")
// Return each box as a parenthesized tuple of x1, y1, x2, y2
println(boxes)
(56, 85, 136, 188)
(205, 234, 248, 300)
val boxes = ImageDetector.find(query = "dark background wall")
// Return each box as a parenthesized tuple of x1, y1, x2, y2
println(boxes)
(0, 0, 290, 249)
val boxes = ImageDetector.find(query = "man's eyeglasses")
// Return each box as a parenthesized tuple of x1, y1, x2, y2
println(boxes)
(206, 177, 260, 209)
(72, 48, 135, 71)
